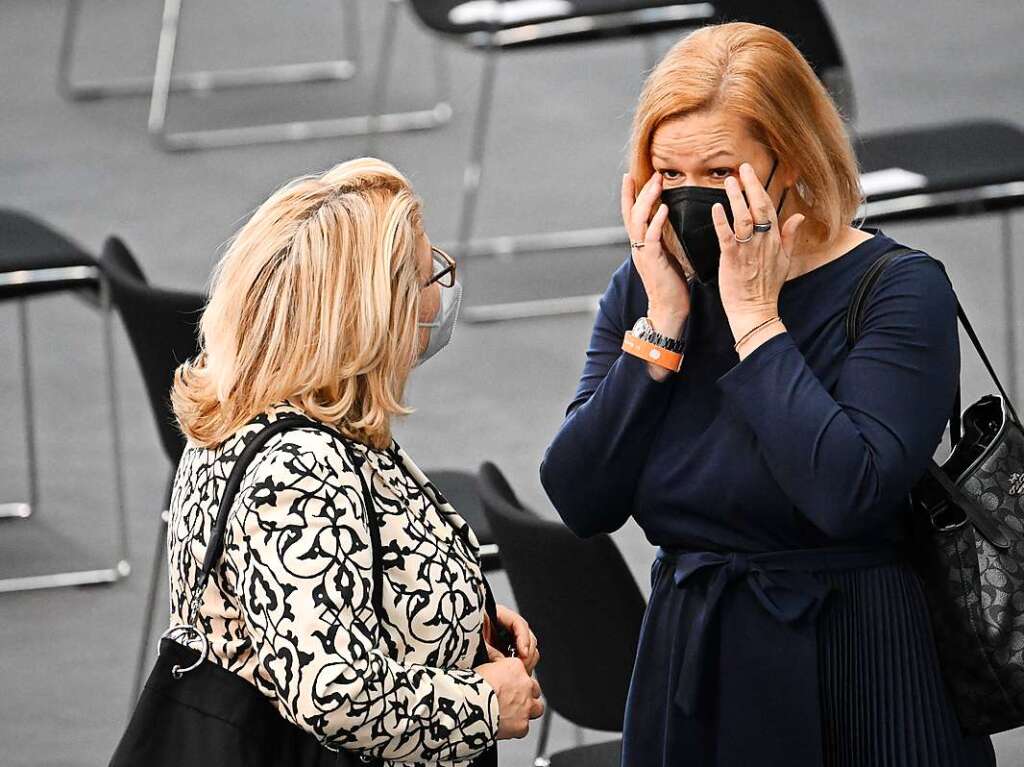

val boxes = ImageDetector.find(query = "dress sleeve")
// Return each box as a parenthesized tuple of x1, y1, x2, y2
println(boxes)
(228, 429, 500, 765)
(540, 257, 685, 538)
(714, 252, 960, 540)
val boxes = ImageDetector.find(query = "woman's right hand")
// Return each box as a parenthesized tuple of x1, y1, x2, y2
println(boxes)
(621, 171, 692, 379)
(475, 657, 544, 740)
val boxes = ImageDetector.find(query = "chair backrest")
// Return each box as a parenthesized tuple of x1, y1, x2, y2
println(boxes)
(476, 461, 646, 732)
(99, 237, 205, 465)
(406, 0, 855, 120)
(718, 0, 855, 121)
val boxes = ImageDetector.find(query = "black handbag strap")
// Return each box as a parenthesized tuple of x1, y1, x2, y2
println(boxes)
(846, 247, 1012, 550)
(846, 245, 1021, 428)
(186, 414, 386, 628)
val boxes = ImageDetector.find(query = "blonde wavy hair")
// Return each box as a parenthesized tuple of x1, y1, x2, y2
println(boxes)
(629, 21, 863, 246)
(172, 158, 424, 449)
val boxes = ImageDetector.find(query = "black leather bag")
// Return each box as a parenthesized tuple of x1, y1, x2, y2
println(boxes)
(110, 414, 502, 766)
(848, 246, 1024, 736)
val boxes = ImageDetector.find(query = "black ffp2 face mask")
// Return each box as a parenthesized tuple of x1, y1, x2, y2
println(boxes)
(660, 159, 787, 286)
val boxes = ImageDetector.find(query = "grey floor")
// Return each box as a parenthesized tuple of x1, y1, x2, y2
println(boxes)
(2, 1, 1024, 764)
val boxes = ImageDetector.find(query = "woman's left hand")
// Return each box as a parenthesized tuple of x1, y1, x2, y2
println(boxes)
(484, 605, 540, 675)
(711, 162, 805, 347)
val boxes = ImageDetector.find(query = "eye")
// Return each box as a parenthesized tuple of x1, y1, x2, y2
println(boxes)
(708, 167, 734, 180)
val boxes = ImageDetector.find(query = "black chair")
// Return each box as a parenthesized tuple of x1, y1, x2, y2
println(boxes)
(476, 462, 645, 767)
(98, 236, 205, 703)
(428, 469, 502, 571)
(0, 209, 129, 592)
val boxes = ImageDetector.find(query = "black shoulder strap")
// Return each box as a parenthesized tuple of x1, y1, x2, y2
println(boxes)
(187, 414, 386, 627)
(846, 245, 1021, 432)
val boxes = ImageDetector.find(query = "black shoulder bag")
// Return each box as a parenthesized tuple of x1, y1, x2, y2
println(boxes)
(109, 414, 504, 766)
(848, 246, 1024, 736)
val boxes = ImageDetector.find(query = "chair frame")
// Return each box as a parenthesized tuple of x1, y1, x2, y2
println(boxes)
(58, 0, 453, 151)
(0, 268, 130, 592)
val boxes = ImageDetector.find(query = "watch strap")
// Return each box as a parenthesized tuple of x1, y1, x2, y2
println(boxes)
(635, 316, 685, 353)
(623, 331, 684, 372)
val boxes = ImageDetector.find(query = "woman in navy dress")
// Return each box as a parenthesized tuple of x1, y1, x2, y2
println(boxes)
(539, 22, 997, 767)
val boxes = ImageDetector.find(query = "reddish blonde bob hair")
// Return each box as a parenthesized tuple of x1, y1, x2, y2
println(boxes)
(629, 21, 862, 245)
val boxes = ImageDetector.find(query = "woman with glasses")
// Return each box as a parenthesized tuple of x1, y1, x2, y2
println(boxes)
(134, 158, 543, 766)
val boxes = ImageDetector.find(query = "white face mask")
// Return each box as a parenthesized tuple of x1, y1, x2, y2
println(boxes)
(415, 279, 463, 366)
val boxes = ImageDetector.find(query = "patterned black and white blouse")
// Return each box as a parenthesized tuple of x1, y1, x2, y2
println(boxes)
(167, 402, 501, 766)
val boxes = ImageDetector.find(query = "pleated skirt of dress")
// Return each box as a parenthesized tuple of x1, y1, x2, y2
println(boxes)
(622, 560, 998, 767)
(816, 563, 995, 767)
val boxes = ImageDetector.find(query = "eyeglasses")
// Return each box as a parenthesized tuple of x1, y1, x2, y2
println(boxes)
(425, 246, 456, 288)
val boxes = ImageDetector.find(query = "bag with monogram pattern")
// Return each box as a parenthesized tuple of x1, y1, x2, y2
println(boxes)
(848, 246, 1024, 736)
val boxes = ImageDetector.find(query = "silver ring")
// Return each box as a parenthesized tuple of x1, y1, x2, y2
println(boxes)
(734, 231, 754, 243)
(630, 241, 645, 249)
(753, 221, 773, 233)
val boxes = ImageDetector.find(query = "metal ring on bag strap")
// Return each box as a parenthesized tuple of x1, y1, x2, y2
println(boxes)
(165, 415, 389, 676)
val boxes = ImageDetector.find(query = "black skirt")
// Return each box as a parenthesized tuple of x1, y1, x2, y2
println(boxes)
(621, 547, 997, 767)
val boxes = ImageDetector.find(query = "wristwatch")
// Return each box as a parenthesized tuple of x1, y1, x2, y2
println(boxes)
(631, 316, 685, 353)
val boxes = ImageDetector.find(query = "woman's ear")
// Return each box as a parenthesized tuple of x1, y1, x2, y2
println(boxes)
(780, 164, 799, 190)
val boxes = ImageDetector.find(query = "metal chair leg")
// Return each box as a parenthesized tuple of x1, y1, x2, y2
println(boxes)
(58, 0, 358, 102)
(451, 41, 630, 324)
(0, 281, 131, 592)
(148, 0, 452, 151)
(131, 501, 170, 705)
(454, 41, 500, 264)
(365, 0, 402, 156)
(533, 706, 553, 767)
(0, 300, 36, 519)
(101, 278, 131, 579)
(1002, 213, 1018, 402)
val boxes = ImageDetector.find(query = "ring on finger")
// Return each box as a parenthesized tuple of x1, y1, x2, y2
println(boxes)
(630, 240, 646, 249)
(734, 230, 754, 243)
(753, 220, 773, 233)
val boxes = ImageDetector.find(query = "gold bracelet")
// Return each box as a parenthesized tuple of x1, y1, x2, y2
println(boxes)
(733, 315, 781, 352)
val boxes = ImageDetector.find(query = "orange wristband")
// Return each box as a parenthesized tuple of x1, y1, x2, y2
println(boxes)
(622, 331, 684, 373)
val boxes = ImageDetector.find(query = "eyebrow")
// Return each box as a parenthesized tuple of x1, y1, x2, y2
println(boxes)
(652, 148, 736, 165)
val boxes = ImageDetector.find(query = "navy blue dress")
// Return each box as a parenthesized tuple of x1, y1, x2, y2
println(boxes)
(539, 228, 997, 767)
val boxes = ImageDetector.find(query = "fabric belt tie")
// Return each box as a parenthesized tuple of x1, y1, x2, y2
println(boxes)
(656, 544, 905, 717)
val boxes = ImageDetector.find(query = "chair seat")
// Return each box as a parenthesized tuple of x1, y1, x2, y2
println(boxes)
(414, 0, 716, 47)
(428, 469, 501, 571)
(0, 210, 98, 299)
(856, 120, 1024, 221)
(549, 738, 623, 767)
